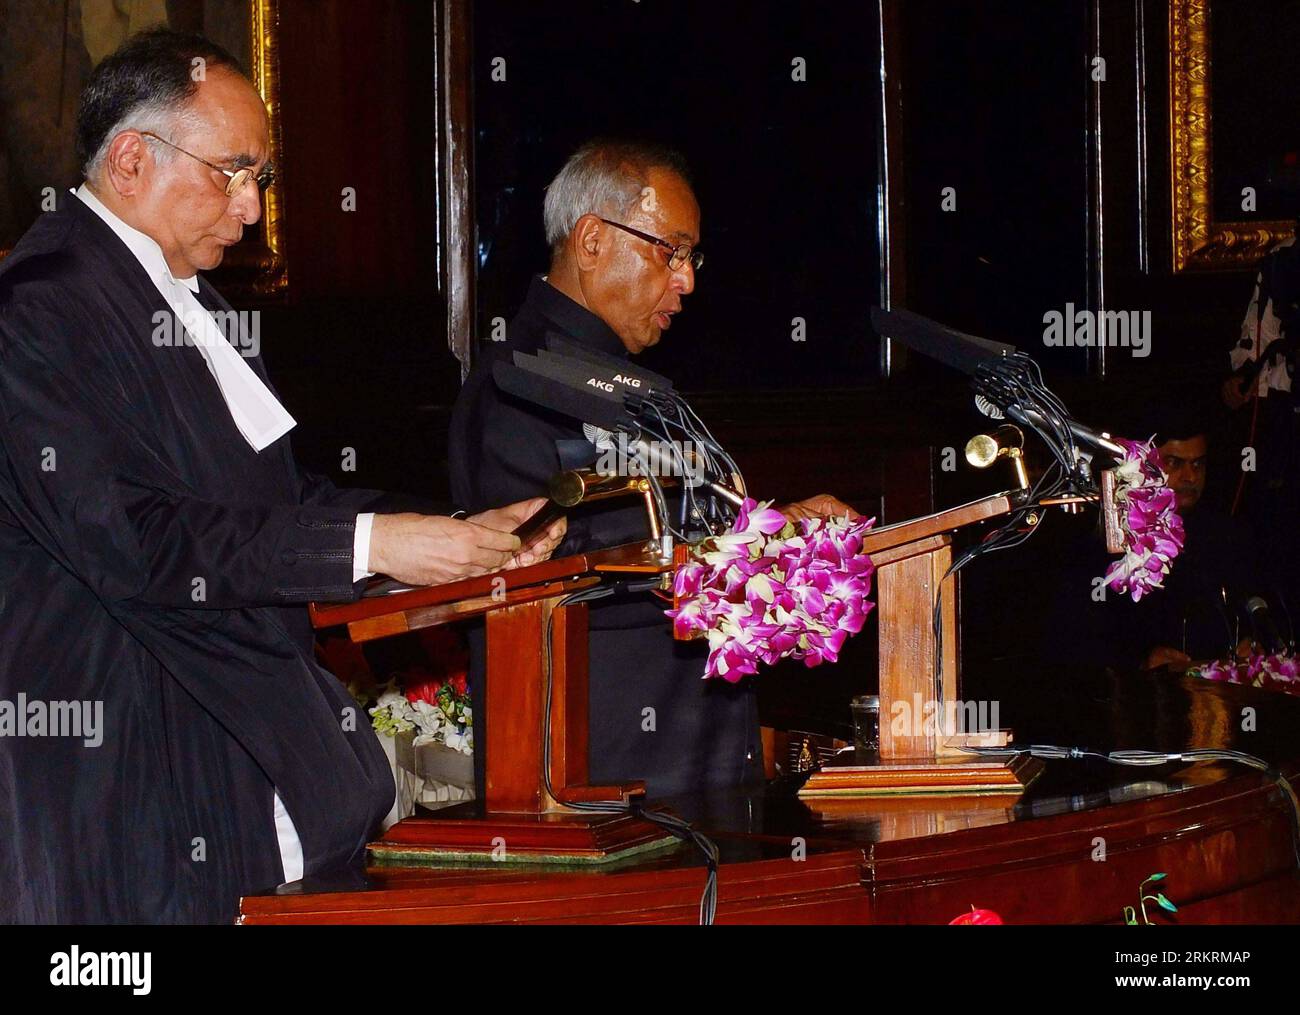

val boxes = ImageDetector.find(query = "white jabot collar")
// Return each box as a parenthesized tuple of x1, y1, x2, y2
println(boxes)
(76, 184, 200, 294)
(74, 184, 296, 451)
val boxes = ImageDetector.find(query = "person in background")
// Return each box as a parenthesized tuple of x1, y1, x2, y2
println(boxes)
(1222, 236, 1300, 611)
(1041, 409, 1268, 673)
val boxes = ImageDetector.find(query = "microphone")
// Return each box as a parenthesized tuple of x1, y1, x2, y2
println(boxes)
(871, 305, 1018, 375)
(875, 307, 1124, 459)
(1245, 595, 1288, 654)
(491, 357, 635, 431)
(543, 335, 674, 392)
(582, 426, 743, 506)
(499, 343, 745, 536)
(1000, 403, 1127, 458)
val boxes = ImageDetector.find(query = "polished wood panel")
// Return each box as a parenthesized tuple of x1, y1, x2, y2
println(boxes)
(243, 664, 1300, 924)
(241, 752, 1300, 923)
(877, 540, 953, 759)
(308, 541, 668, 641)
(338, 545, 679, 862)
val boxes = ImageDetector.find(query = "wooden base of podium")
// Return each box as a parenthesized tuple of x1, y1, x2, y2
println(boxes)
(369, 810, 681, 866)
(798, 754, 1044, 798)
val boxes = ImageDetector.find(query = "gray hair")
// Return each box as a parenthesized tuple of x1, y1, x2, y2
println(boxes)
(542, 139, 691, 253)
(83, 99, 200, 179)
(75, 27, 241, 179)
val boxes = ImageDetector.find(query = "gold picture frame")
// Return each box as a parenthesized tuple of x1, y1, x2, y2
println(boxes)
(1169, 0, 1294, 272)
(217, 0, 287, 298)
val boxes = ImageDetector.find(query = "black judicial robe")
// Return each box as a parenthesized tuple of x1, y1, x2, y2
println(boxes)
(449, 276, 763, 799)
(0, 193, 409, 923)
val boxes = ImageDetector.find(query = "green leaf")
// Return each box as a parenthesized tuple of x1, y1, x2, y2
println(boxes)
(1156, 894, 1178, 913)
(1146, 872, 1167, 882)
(1123, 906, 1137, 925)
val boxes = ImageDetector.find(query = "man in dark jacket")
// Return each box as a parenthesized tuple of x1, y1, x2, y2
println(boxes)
(450, 140, 850, 799)
(1041, 415, 1268, 672)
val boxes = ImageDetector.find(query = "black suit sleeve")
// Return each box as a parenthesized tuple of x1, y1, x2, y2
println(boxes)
(0, 293, 410, 609)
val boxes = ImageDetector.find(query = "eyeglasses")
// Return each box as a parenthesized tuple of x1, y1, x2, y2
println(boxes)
(598, 218, 703, 271)
(139, 131, 276, 197)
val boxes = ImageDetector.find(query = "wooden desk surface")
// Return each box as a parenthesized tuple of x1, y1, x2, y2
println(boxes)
(241, 669, 1300, 924)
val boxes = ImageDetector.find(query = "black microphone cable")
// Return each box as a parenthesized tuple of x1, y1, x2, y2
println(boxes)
(542, 581, 721, 924)
(929, 447, 1073, 699)
(961, 743, 1300, 868)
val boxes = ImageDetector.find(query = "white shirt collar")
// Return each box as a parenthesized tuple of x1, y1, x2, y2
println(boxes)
(75, 184, 200, 294)
(72, 183, 296, 452)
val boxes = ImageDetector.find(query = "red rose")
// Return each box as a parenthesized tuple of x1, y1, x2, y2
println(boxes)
(449, 673, 469, 698)
(405, 674, 444, 707)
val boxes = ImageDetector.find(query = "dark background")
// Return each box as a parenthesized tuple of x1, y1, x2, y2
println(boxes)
(1210, 0, 1300, 222)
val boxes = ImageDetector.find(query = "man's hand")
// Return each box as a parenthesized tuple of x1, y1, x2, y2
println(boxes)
(1221, 374, 1253, 410)
(368, 512, 522, 586)
(778, 493, 860, 523)
(1143, 645, 1193, 672)
(467, 497, 567, 569)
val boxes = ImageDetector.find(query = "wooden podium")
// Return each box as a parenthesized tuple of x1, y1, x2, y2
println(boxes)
(310, 543, 683, 864)
(798, 493, 1044, 797)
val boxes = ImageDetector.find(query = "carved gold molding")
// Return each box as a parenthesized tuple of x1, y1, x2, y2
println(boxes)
(1169, 0, 1293, 272)
(220, 0, 288, 297)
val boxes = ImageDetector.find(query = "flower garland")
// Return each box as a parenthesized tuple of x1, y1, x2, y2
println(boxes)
(1102, 438, 1185, 602)
(667, 498, 876, 682)
(1191, 653, 1300, 696)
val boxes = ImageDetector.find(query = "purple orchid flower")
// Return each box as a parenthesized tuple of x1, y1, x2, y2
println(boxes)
(667, 497, 877, 680)
(1099, 439, 1185, 602)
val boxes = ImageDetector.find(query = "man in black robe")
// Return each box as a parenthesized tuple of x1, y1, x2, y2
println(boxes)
(0, 29, 562, 924)
(450, 140, 851, 799)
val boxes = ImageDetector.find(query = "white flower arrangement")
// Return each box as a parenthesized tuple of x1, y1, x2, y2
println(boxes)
(369, 684, 473, 756)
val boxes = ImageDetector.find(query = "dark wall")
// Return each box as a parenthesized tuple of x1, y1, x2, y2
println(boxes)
(472, 0, 882, 391)
(231, 0, 460, 501)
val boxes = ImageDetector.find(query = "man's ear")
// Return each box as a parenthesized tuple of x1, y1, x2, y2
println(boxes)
(572, 214, 603, 272)
(103, 131, 148, 198)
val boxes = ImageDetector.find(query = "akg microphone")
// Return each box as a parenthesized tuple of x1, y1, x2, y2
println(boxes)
(582, 426, 743, 507)
(544, 335, 674, 392)
(492, 358, 635, 432)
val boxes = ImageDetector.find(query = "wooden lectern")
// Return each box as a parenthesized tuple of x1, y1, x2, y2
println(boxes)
(310, 543, 683, 864)
(798, 493, 1043, 796)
